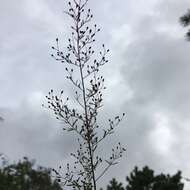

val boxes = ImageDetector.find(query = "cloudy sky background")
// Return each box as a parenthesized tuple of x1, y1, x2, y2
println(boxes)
(1, 0, 190, 189)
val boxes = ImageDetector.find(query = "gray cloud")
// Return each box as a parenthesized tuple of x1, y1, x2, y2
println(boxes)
(111, 0, 190, 187)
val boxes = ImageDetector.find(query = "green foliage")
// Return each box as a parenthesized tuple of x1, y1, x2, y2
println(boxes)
(103, 166, 184, 190)
(126, 166, 155, 189)
(106, 178, 125, 190)
(180, 9, 190, 40)
(0, 157, 62, 190)
(126, 166, 184, 190)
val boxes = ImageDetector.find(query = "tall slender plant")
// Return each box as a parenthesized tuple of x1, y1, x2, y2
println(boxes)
(44, 0, 126, 190)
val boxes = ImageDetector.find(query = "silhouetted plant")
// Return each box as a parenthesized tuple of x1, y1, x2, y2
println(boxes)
(44, 0, 126, 190)
(180, 9, 190, 40)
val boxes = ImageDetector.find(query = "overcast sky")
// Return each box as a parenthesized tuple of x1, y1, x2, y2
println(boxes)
(1, 0, 190, 189)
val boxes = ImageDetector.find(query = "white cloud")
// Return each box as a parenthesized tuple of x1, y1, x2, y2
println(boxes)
(23, 0, 66, 34)
(27, 91, 44, 110)
(149, 112, 176, 155)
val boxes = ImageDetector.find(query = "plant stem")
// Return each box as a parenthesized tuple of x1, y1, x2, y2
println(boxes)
(76, 4, 96, 190)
